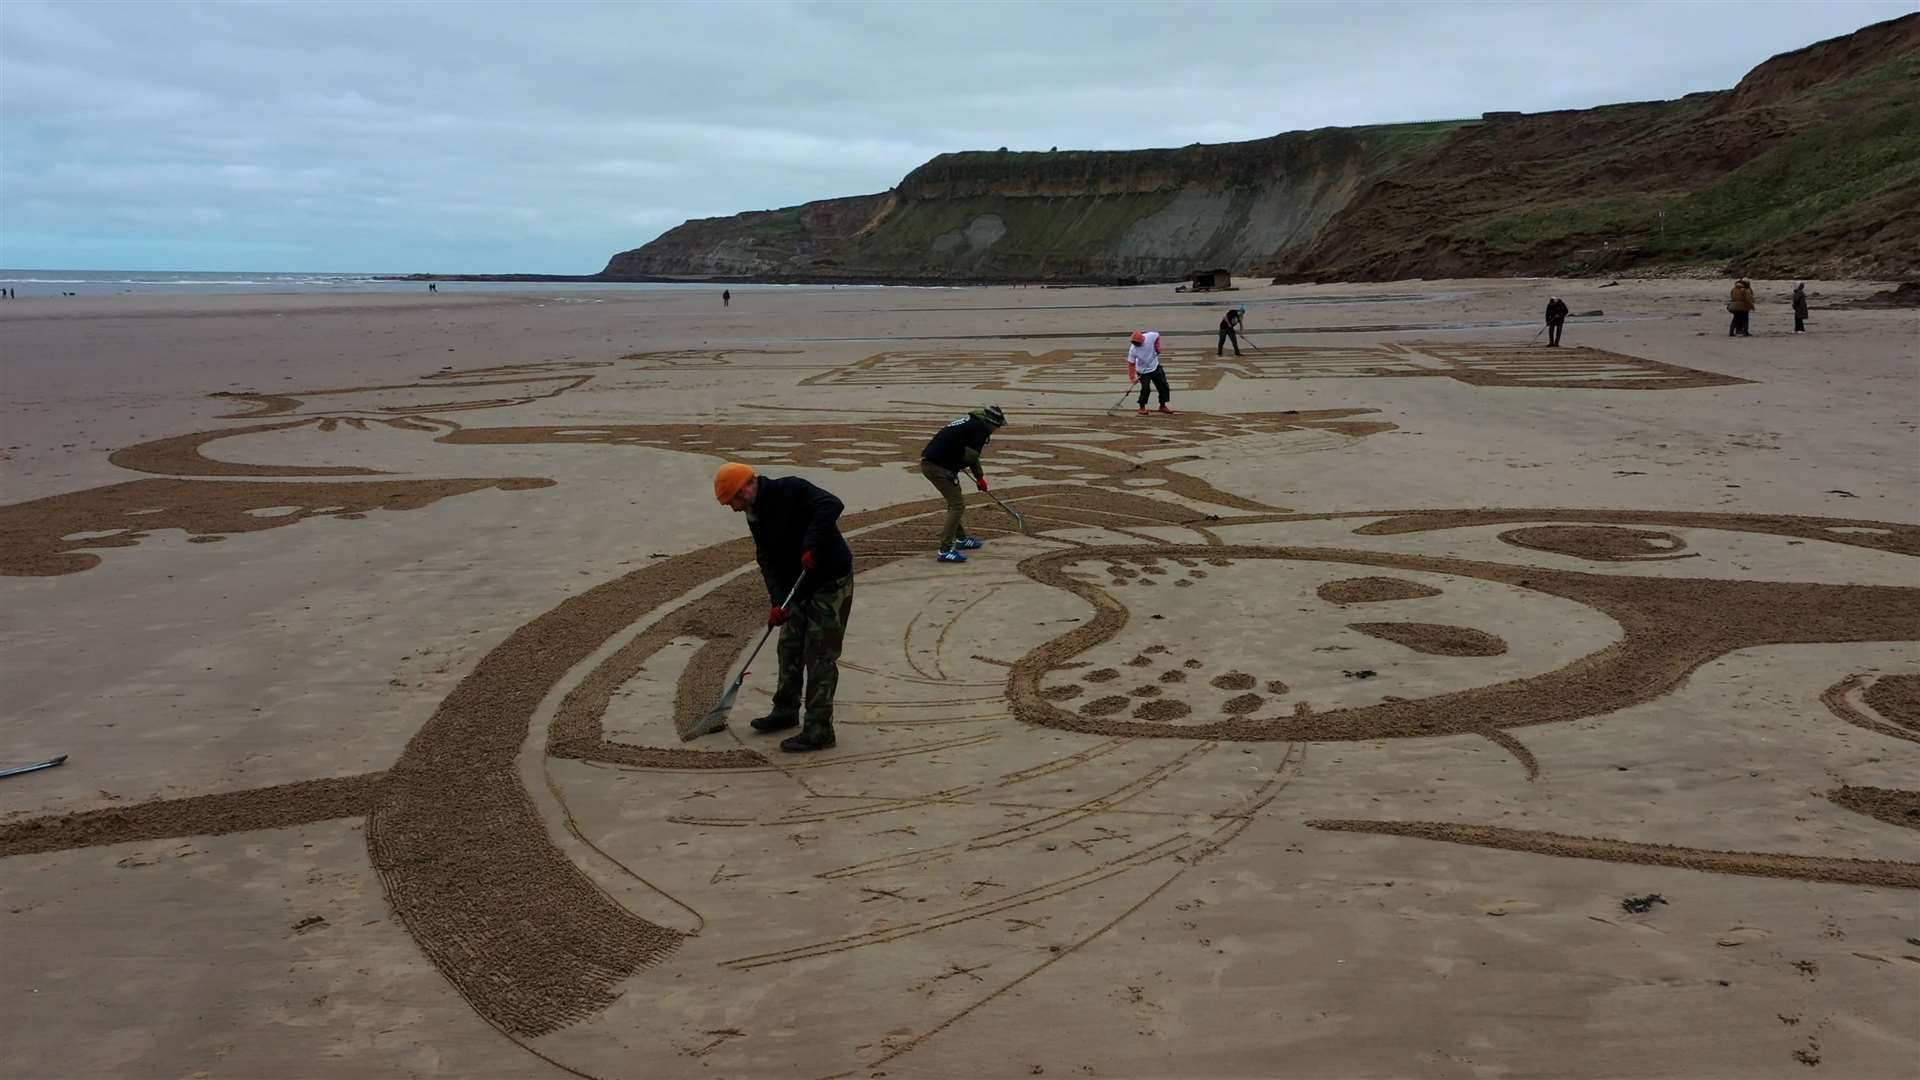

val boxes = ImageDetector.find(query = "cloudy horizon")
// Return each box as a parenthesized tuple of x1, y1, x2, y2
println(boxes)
(2, 0, 1911, 274)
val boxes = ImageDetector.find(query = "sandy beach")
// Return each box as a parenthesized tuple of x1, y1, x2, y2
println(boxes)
(2, 277, 1916, 1079)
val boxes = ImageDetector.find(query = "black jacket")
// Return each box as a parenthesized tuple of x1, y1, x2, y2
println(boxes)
(1545, 299, 1569, 323)
(747, 476, 853, 602)
(921, 415, 994, 473)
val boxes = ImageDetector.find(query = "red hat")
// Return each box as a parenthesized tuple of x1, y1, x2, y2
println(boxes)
(1130, 331, 1145, 345)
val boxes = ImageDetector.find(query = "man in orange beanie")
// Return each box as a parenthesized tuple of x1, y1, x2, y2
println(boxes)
(714, 463, 855, 752)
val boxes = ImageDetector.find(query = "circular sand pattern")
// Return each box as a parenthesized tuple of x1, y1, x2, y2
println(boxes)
(1158, 669, 1187, 684)
(1040, 684, 1082, 701)
(1316, 576, 1442, 604)
(1080, 695, 1130, 717)
(1266, 679, 1291, 694)
(9, 473, 1920, 1055)
(1498, 525, 1694, 562)
(1085, 668, 1120, 683)
(1221, 693, 1264, 715)
(1128, 684, 1162, 698)
(1349, 622, 1508, 657)
(1862, 673, 1920, 731)
(1210, 672, 1256, 691)
(1134, 699, 1192, 722)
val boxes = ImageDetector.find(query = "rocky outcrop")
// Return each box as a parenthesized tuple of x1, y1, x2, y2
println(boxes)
(601, 14, 1919, 284)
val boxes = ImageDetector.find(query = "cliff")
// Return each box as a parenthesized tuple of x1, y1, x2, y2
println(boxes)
(601, 14, 1919, 284)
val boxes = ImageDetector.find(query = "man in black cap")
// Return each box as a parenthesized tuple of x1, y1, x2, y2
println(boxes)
(920, 405, 1006, 563)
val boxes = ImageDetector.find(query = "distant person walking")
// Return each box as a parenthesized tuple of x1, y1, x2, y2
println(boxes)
(722, 289, 731, 308)
(1792, 283, 1809, 333)
(1217, 305, 1245, 356)
(1728, 278, 1755, 337)
(427, 282, 437, 293)
(920, 406, 1006, 563)
(1544, 296, 1569, 346)
(1128, 330, 1172, 415)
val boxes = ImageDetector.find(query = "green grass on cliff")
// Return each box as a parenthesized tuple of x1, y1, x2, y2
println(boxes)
(1444, 53, 1920, 265)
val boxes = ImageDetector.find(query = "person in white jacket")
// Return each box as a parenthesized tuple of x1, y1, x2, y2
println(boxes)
(1127, 330, 1173, 414)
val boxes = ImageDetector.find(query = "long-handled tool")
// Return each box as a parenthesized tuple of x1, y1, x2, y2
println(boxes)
(984, 489, 1032, 535)
(1105, 382, 1137, 414)
(1530, 323, 1548, 344)
(0, 754, 67, 780)
(682, 574, 806, 741)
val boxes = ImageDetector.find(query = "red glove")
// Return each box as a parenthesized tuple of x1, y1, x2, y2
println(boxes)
(975, 476, 989, 492)
(768, 606, 787, 627)
(800, 549, 816, 573)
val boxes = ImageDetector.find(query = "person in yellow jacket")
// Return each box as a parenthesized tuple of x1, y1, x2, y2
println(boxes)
(1728, 279, 1756, 337)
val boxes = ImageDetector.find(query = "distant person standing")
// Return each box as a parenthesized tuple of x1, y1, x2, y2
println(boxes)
(1544, 296, 1569, 346)
(427, 282, 437, 293)
(722, 289, 731, 308)
(1791, 283, 1808, 333)
(1728, 278, 1755, 337)
(1128, 330, 1172, 415)
(1217, 305, 1244, 356)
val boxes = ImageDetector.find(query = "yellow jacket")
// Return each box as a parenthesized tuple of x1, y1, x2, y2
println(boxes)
(1729, 283, 1756, 312)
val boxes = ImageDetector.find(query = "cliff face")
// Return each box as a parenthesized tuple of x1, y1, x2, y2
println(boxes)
(602, 14, 1919, 284)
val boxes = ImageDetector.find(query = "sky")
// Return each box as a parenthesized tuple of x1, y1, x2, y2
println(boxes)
(1, 1, 1913, 274)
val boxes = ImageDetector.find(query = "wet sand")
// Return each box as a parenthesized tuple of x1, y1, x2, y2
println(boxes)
(2, 277, 1917, 1078)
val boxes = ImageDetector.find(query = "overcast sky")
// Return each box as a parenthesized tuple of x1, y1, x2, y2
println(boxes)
(2, 1, 1912, 273)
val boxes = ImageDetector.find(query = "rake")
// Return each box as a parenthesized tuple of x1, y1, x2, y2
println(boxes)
(985, 489, 1032, 535)
(682, 574, 805, 741)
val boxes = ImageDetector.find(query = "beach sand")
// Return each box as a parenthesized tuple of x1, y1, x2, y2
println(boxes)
(2, 277, 1916, 1078)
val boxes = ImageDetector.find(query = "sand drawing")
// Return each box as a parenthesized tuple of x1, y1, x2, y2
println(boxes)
(5, 344, 1918, 1072)
(799, 342, 1752, 393)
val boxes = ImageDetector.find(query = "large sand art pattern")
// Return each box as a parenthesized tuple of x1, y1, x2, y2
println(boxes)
(6, 344, 1918, 1076)
(798, 343, 1753, 393)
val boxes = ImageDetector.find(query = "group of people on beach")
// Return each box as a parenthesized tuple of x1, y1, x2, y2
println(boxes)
(1543, 280, 1811, 343)
(704, 315, 1237, 753)
(1728, 279, 1811, 336)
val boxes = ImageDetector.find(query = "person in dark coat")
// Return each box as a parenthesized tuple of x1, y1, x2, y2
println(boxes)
(1217, 305, 1245, 356)
(1792, 283, 1808, 333)
(714, 463, 855, 752)
(920, 405, 1006, 562)
(1544, 297, 1569, 347)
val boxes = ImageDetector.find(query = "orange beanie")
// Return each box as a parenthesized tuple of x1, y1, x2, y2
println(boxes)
(713, 462, 754, 504)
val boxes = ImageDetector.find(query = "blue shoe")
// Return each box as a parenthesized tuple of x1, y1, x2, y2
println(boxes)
(936, 549, 968, 563)
(954, 537, 985, 550)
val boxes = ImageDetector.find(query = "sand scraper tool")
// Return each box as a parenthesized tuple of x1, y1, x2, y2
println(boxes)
(0, 754, 67, 780)
(985, 488, 1032, 535)
(682, 574, 806, 740)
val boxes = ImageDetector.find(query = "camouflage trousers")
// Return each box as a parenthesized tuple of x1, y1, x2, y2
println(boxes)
(769, 572, 855, 726)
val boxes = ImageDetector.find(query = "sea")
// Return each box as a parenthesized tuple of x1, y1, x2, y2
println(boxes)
(0, 270, 816, 299)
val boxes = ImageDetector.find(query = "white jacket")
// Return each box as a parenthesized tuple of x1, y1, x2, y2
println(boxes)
(1127, 332, 1161, 375)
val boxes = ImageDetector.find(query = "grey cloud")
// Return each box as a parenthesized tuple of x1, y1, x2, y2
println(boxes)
(2, 0, 1911, 271)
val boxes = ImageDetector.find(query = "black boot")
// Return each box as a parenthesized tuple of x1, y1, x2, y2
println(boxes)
(780, 721, 835, 753)
(749, 713, 799, 734)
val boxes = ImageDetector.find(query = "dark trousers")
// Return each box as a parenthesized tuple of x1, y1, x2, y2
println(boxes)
(1217, 327, 1240, 355)
(1546, 318, 1564, 346)
(1794, 312, 1806, 332)
(1729, 311, 1750, 336)
(1136, 366, 1170, 406)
